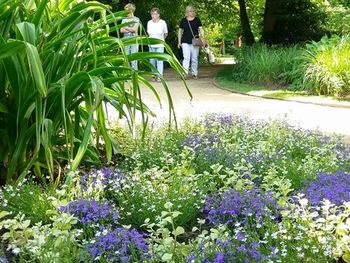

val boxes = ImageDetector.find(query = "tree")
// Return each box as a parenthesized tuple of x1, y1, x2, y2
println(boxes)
(238, 0, 255, 45)
(261, 0, 327, 44)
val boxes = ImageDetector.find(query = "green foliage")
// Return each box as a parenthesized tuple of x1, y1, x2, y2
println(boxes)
(143, 202, 189, 262)
(324, 4, 350, 34)
(107, 162, 206, 229)
(261, 0, 328, 44)
(231, 44, 302, 86)
(0, 211, 81, 263)
(1, 114, 350, 262)
(0, 181, 54, 224)
(0, 0, 185, 184)
(297, 35, 350, 96)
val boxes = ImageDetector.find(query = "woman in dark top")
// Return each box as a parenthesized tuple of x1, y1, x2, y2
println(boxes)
(177, 5, 205, 79)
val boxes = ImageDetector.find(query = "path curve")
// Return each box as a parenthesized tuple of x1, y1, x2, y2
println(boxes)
(110, 65, 350, 142)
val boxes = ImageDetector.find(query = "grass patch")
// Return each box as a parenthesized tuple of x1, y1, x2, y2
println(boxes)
(215, 67, 308, 97)
(215, 66, 350, 106)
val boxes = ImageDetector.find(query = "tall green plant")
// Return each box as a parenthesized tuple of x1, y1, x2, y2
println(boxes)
(0, 0, 187, 185)
(232, 44, 302, 86)
(299, 35, 350, 96)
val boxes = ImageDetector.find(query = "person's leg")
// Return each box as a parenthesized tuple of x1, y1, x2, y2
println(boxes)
(190, 45, 200, 77)
(181, 43, 191, 75)
(156, 47, 164, 76)
(129, 44, 138, 70)
(149, 46, 157, 71)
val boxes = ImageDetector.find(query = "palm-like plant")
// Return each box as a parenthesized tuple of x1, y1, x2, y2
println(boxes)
(0, 0, 187, 185)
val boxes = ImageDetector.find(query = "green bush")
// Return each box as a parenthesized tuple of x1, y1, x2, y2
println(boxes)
(0, 0, 185, 184)
(0, 182, 54, 224)
(297, 35, 350, 97)
(232, 44, 302, 87)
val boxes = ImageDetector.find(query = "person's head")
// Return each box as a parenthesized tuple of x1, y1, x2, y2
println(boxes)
(124, 3, 136, 15)
(150, 8, 160, 21)
(185, 5, 196, 17)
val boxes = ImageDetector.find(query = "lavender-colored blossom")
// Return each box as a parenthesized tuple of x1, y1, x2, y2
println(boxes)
(214, 252, 225, 263)
(185, 238, 268, 263)
(202, 188, 280, 227)
(181, 133, 221, 150)
(0, 257, 9, 263)
(87, 227, 149, 262)
(297, 171, 350, 206)
(60, 199, 119, 224)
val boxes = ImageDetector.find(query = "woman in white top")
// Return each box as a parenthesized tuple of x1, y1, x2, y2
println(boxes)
(147, 8, 168, 81)
(120, 3, 140, 70)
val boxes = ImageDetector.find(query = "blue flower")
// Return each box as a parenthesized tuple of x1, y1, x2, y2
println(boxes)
(60, 199, 119, 225)
(297, 171, 350, 206)
(202, 187, 280, 227)
(87, 227, 149, 262)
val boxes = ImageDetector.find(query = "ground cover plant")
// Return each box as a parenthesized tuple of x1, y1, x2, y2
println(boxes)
(1, 114, 350, 262)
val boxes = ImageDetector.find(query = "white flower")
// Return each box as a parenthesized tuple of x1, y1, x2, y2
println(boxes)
(299, 198, 308, 206)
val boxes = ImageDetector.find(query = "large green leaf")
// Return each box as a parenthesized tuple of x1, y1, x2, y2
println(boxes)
(25, 43, 47, 96)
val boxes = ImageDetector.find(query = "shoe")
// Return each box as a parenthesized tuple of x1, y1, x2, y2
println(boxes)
(192, 75, 198, 79)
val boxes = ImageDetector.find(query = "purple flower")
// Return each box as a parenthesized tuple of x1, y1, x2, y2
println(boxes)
(60, 199, 119, 225)
(214, 252, 225, 263)
(87, 227, 149, 262)
(202, 188, 280, 227)
(185, 238, 268, 263)
(297, 171, 350, 206)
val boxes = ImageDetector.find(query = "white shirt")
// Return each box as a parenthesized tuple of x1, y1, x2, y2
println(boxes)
(147, 19, 168, 47)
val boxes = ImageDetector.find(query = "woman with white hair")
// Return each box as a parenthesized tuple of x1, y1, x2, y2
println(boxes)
(120, 3, 140, 70)
(147, 8, 168, 82)
(177, 5, 205, 79)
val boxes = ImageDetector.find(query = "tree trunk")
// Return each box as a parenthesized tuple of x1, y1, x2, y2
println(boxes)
(260, 0, 277, 43)
(237, 0, 255, 45)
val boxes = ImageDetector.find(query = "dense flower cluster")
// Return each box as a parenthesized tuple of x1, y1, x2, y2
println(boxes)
(186, 238, 278, 263)
(87, 227, 149, 262)
(202, 188, 280, 227)
(204, 114, 236, 128)
(297, 171, 350, 206)
(80, 168, 126, 192)
(180, 132, 233, 167)
(181, 133, 221, 150)
(60, 199, 119, 224)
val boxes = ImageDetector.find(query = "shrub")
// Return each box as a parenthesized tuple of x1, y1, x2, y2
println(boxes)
(298, 35, 350, 97)
(232, 44, 302, 86)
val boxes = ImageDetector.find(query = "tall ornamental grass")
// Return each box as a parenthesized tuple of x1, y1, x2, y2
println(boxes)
(0, 0, 186, 184)
(299, 35, 350, 96)
(232, 44, 302, 86)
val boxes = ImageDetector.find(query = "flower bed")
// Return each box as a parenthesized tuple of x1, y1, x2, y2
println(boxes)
(1, 114, 350, 262)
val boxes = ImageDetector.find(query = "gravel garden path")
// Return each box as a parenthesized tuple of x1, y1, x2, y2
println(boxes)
(109, 65, 350, 142)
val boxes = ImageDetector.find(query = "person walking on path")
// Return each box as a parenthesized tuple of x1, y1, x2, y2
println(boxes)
(177, 5, 206, 79)
(121, 3, 140, 70)
(147, 8, 168, 82)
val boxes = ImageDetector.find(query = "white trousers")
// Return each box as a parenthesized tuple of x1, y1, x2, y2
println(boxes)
(149, 46, 165, 76)
(181, 43, 200, 76)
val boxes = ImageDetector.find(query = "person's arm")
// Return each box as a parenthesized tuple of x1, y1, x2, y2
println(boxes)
(199, 26, 206, 46)
(164, 21, 168, 39)
(129, 20, 139, 33)
(120, 19, 129, 33)
(177, 28, 183, 48)
(121, 18, 139, 34)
